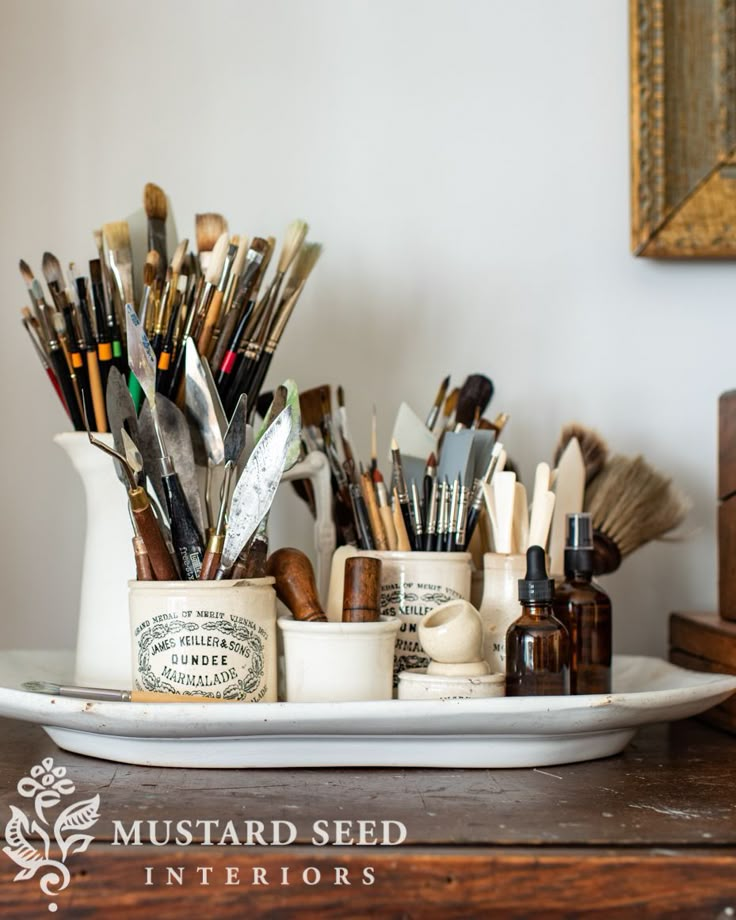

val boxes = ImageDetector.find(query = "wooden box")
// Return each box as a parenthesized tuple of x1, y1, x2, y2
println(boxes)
(669, 611, 736, 733)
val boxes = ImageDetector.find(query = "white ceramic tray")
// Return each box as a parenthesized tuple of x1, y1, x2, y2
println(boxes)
(0, 650, 733, 769)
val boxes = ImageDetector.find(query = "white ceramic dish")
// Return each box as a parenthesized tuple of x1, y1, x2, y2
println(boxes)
(0, 650, 733, 769)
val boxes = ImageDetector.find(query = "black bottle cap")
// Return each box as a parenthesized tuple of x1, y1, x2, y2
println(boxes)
(518, 545, 554, 604)
(564, 512, 594, 576)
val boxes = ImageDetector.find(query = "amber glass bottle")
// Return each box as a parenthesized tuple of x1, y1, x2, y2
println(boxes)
(505, 545, 570, 696)
(553, 513, 612, 694)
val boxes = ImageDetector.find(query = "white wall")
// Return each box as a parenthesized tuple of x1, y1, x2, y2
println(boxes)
(0, 0, 732, 657)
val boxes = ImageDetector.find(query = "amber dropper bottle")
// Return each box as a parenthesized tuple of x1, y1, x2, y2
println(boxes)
(553, 513, 612, 694)
(505, 545, 570, 696)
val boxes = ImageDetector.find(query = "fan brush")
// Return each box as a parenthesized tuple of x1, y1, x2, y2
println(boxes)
(584, 454, 690, 575)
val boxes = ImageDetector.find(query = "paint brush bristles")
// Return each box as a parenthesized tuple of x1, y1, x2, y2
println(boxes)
(196, 213, 229, 269)
(276, 219, 309, 276)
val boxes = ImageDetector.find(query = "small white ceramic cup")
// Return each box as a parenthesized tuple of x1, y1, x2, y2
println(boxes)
(129, 578, 277, 702)
(278, 615, 400, 703)
(418, 599, 484, 664)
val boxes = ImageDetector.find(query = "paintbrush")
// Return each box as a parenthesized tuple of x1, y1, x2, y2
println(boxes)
(41, 251, 67, 312)
(584, 454, 689, 575)
(391, 439, 420, 550)
(221, 234, 249, 314)
(143, 182, 168, 283)
(455, 374, 494, 429)
(89, 258, 120, 380)
(210, 237, 268, 377)
(249, 243, 322, 405)
(70, 268, 107, 432)
(20, 307, 66, 413)
(231, 224, 309, 402)
(50, 313, 85, 429)
(264, 218, 309, 312)
(196, 213, 228, 272)
(102, 221, 135, 331)
(18, 259, 51, 345)
(23, 681, 226, 703)
(426, 375, 450, 430)
(197, 239, 238, 358)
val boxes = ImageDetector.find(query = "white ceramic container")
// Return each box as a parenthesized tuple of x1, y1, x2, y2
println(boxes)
(129, 578, 277, 702)
(278, 615, 400, 703)
(326, 550, 472, 680)
(478, 553, 526, 673)
(55, 432, 134, 688)
(398, 669, 505, 700)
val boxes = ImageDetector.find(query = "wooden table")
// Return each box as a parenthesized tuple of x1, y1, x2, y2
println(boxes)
(1, 716, 735, 918)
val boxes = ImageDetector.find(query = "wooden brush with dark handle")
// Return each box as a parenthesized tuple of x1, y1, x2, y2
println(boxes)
(342, 556, 382, 623)
(266, 548, 327, 621)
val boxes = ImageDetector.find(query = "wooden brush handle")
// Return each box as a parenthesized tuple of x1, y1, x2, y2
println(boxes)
(199, 533, 224, 581)
(361, 473, 388, 550)
(342, 556, 382, 623)
(132, 536, 154, 581)
(392, 488, 412, 551)
(130, 490, 178, 581)
(266, 547, 326, 622)
(130, 690, 233, 703)
(197, 289, 224, 359)
(85, 349, 107, 432)
(379, 504, 398, 550)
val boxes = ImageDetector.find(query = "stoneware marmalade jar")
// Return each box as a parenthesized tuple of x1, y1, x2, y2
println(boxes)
(129, 578, 277, 702)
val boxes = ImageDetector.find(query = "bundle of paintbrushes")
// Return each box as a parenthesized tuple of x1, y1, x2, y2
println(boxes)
(19, 182, 320, 433)
(293, 374, 508, 553)
(290, 377, 688, 576)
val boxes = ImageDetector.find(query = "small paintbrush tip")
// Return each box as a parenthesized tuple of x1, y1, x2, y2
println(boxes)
(102, 220, 132, 254)
(19, 259, 34, 283)
(277, 219, 309, 273)
(427, 452, 437, 467)
(143, 262, 156, 287)
(205, 231, 230, 284)
(391, 438, 400, 452)
(337, 385, 345, 407)
(143, 182, 167, 221)
(442, 374, 451, 388)
(52, 313, 66, 335)
(170, 239, 188, 274)
(21, 306, 33, 321)
(196, 213, 229, 253)
(42, 251, 63, 286)
(89, 259, 102, 283)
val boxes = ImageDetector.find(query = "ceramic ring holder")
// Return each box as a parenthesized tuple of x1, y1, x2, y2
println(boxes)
(398, 600, 505, 700)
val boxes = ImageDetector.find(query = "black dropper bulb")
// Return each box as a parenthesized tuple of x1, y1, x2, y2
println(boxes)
(518, 545, 554, 605)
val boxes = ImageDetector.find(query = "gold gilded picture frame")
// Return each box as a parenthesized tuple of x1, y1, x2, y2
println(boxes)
(630, 0, 736, 257)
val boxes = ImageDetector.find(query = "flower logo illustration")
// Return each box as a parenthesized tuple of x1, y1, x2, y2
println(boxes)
(3, 757, 100, 912)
